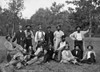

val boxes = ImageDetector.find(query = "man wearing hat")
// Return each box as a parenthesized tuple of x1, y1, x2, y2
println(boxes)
(69, 26, 90, 59)
(54, 25, 64, 51)
(45, 26, 54, 46)
(35, 24, 45, 44)
(12, 25, 26, 47)
(24, 25, 34, 53)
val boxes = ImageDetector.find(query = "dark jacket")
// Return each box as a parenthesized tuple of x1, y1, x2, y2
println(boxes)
(43, 47, 54, 63)
(71, 49, 82, 60)
(45, 31, 54, 46)
(12, 30, 26, 46)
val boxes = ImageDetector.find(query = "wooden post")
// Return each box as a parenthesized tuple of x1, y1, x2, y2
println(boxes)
(89, 10, 92, 38)
(88, 9, 92, 45)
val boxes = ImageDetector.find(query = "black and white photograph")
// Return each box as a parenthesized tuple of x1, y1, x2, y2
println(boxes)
(0, 0, 100, 72)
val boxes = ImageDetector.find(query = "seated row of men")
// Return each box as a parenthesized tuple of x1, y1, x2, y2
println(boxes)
(4, 35, 96, 69)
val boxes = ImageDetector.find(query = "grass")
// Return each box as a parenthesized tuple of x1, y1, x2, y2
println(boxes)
(0, 36, 100, 72)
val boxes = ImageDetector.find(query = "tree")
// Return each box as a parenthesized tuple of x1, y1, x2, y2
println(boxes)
(8, 0, 24, 35)
(31, 2, 70, 35)
(0, 0, 24, 36)
(66, 0, 100, 37)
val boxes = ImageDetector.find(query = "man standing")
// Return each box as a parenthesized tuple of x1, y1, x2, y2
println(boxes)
(12, 25, 25, 47)
(24, 25, 34, 52)
(35, 24, 45, 44)
(70, 26, 90, 59)
(45, 26, 54, 46)
(54, 25, 64, 51)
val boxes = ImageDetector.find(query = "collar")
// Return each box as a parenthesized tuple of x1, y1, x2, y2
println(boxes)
(19, 30, 22, 32)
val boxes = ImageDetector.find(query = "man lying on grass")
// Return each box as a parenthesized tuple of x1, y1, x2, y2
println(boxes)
(25, 41, 45, 65)
(4, 35, 19, 62)
(4, 44, 27, 69)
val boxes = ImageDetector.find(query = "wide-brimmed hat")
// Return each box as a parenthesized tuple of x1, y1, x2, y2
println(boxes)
(56, 24, 61, 28)
(25, 25, 32, 28)
(47, 26, 51, 29)
(75, 26, 81, 29)
(87, 45, 93, 49)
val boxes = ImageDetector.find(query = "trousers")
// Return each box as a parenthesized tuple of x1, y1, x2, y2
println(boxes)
(54, 38, 61, 51)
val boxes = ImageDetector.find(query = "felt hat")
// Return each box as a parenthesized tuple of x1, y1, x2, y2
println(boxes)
(25, 25, 32, 28)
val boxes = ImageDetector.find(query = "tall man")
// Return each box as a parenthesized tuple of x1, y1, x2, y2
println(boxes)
(45, 26, 54, 46)
(24, 25, 34, 52)
(54, 25, 64, 51)
(35, 24, 45, 44)
(12, 25, 25, 47)
(69, 26, 90, 59)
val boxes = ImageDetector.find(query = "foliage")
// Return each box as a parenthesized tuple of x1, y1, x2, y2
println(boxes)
(31, 2, 71, 35)
(66, 0, 100, 35)
(0, 0, 24, 36)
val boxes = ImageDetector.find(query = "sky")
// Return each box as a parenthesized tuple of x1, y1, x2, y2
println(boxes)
(0, 0, 75, 19)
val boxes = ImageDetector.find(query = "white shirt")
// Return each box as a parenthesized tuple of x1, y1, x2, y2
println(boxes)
(19, 30, 22, 33)
(34, 47, 43, 55)
(62, 50, 74, 61)
(76, 32, 82, 40)
(35, 31, 45, 42)
(54, 30, 64, 39)
(82, 50, 96, 59)
(70, 30, 89, 41)
(87, 51, 96, 59)
(57, 41, 66, 50)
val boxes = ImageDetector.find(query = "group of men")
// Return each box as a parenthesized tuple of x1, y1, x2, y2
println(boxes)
(12, 24, 65, 53)
(4, 24, 96, 69)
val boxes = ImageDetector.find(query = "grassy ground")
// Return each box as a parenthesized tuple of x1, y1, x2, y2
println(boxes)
(0, 36, 100, 72)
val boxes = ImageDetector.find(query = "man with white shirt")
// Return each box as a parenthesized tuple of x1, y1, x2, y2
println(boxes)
(70, 26, 90, 59)
(55, 35, 66, 62)
(35, 24, 45, 44)
(54, 25, 64, 51)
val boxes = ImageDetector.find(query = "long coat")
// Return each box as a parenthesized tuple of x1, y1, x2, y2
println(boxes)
(12, 31, 26, 47)
(45, 31, 54, 46)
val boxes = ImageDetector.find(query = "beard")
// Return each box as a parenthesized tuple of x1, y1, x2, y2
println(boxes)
(77, 30, 80, 33)
(57, 29, 60, 31)
(27, 29, 30, 31)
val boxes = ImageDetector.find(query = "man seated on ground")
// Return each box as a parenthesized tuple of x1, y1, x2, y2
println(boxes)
(4, 35, 17, 62)
(81, 45, 96, 64)
(61, 42, 79, 65)
(25, 41, 45, 65)
(71, 45, 82, 62)
(42, 43, 54, 63)
(5, 44, 26, 69)
(54, 35, 66, 62)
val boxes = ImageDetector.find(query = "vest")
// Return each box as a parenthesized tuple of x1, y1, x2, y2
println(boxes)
(26, 30, 32, 39)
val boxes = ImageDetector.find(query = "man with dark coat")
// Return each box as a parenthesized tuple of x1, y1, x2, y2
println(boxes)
(12, 25, 25, 47)
(71, 45, 82, 62)
(45, 26, 54, 46)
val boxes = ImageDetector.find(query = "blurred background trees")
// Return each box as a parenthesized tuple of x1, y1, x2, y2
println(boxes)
(66, 0, 100, 37)
(0, 0, 100, 37)
(30, 2, 71, 35)
(0, 0, 24, 36)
